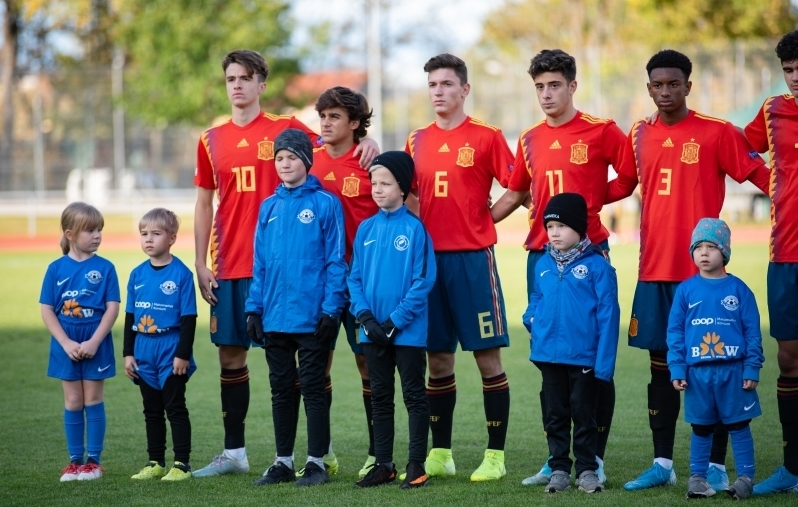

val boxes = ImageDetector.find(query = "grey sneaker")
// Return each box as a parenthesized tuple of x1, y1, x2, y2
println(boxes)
(578, 470, 604, 493)
(193, 453, 250, 478)
(687, 474, 716, 498)
(545, 470, 571, 493)
(726, 476, 754, 500)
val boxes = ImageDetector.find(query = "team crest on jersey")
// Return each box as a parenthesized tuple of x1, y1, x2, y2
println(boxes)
(571, 264, 589, 279)
(720, 295, 739, 311)
(341, 175, 360, 197)
(210, 315, 218, 334)
(297, 209, 316, 224)
(160, 281, 178, 295)
(394, 235, 410, 251)
(456, 144, 475, 167)
(629, 316, 639, 337)
(680, 139, 700, 164)
(257, 139, 275, 161)
(85, 270, 103, 284)
(569, 140, 588, 165)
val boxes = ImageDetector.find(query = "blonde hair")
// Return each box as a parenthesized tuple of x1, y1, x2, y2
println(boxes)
(139, 208, 180, 236)
(60, 202, 104, 255)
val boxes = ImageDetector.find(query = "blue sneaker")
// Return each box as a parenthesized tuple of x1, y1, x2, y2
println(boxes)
(521, 456, 553, 486)
(753, 466, 798, 495)
(623, 463, 677, 491)
(596, 456, 606, 485)
(706, 464, 728, 491)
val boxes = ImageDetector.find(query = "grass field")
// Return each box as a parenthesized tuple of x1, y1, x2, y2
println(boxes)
(0, 237, 793, 506)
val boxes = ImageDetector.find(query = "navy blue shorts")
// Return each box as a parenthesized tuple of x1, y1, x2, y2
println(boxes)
(525, 239, 610, 298)
(134, 331, 196, 389)
(47, 320, 115, 381)
(427, 247, 509, 353)
(210, 278, 251, 349)
(767, 262, 798, 340)
(628, 281, 681, 351)
(684, 362, 761, 425)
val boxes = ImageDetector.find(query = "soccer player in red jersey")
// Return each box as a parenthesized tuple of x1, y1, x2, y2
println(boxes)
(313, 86, 380, 478)
(193, 50, 378, 477)
(405, 53, 514, 482)
(744, 30, 798, 495)
(604, 50, 770, 492)
(491, 49, 626, 487)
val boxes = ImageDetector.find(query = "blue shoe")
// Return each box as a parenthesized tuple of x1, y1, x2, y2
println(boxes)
(706, 464, 728, 491)
(521, 456, 553, 486)
(623, 463, 677, 491)
(596, 456, 606, 485)
(753, 466, 798, 495)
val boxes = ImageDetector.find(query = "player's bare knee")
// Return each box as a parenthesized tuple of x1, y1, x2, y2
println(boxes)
(218, 345, 247, 369)
(355, 353, 369, 378)
(325, 350, 335, 376)
(427, 351, 454, 377)
(776, 341, 798, 376)
(474, 347, 504, 377)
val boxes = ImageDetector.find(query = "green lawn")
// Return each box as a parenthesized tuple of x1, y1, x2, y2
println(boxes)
(0, 242, 792, 506)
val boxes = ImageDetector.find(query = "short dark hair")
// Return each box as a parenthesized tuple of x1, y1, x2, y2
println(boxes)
(646, 49, 692, 80)
(424, 53, 468, 85)
(222, 49, 269, 82)
(528, 49, 577, 82)
(776, 30, 798, 63)
(314, 87, 373, 143)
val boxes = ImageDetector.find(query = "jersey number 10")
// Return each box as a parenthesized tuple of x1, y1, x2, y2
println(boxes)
(232, 166, 256, 192)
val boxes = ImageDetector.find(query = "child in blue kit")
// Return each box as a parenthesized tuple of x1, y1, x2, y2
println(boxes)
(124, 208, 198, 481)
(668, 218, 764, 500)
(40, 202, 120, 482)
(348, 151, 437, 489)
(522, 193, 620, 494)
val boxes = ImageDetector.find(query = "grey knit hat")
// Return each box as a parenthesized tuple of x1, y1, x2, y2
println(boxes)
(274, 128, 313, 171)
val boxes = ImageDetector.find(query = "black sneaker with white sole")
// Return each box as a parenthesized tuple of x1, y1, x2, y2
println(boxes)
(295, 461, 330, 487)
(253, 461, 295, 486)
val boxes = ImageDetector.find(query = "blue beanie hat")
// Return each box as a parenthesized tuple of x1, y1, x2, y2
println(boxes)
(690, 218, 731, 265)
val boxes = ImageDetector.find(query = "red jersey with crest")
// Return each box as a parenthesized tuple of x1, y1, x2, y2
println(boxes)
(405, 117, 513, 251)
(194, 112, 320, 280)
(608, 110, 767, 282)
(745, 94, 798, 262)
(508, 111, 626, 250)
(315, 143, 377, 262)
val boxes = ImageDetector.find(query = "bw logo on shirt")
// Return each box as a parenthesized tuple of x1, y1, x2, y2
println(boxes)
(691, 331, 739, 358)
(571, 265, 589, 279)
(61, 299, 93, 318)
(137, 315, 159, 333)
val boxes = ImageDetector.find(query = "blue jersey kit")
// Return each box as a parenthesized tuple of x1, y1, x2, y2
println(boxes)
(40, 254, 120, 324)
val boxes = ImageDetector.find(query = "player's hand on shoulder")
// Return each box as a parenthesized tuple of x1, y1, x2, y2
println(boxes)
(196, 265, 218, 305)
(742, 379, 758, 390)
(62, 340, 82, 362)
(124, 356, 139, 380)
(173, 357, 190, 376)
(354, 139, 380, 168)
(646, 110, 659, 125)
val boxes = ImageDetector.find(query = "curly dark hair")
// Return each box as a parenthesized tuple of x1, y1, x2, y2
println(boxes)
(776, 30, 798, 63)
(646, 49, 692, 80)
(423, 53, 468, 85)
(314, 87, 372, 143)
(222, 49, 269, 82)
(528, 49, 576, 82)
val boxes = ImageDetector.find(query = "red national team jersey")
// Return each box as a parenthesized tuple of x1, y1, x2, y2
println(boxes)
(315, 144, 377, 262)
(508, 111, 626, 250)
(194, 112, 320, 280)
(405, 117, 513, 251)
(608, 110, 766, 282)
(745, 94, 798, 262)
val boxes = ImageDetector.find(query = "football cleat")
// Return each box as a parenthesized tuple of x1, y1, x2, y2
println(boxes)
(470, 449, 506, 482)
(193, 453, 249, 478)
(131, 461, 165, 480)
(161, 462, 191, 481)
(624, 463, 676, 491)
(76, 462, 103, 481)
(60, 463, 82, 482)
(753, 466, 798, 495)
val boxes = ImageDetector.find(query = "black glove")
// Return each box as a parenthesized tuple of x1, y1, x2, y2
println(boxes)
(380, 317, 398, 341)
(315, 314, 339, 344)
(359, 310, 390, 346)
(246, 313, 265, 347)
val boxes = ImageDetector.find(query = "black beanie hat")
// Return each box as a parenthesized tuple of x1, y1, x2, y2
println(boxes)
(542, 192, 588, 238)
(274, 128, 313, 171)
(369, 151, 415, 201)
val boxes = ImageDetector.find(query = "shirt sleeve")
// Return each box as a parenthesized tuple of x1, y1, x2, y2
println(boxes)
(604, 129, 638, 203)
(180, 266, 198, 317)
(244, 202, 269, 315)
(523, 258, 543, 333)
(347, 226, 369, 319)
(389, 225, 437, 329)
(39, 263, 56, 306)
(507, 136, 532, 193)
(290, 117, 322, 147)
(194, 134, 216, 189)
(125, 270, 135, 314)
(490, 129, 514, 188)
(719, 121, 768, 184)
(666, 285, 689, 381)
(602, 121, 629, 174)
(593, 262, 621, 382)
(743, 102, 769, 154)
(740, 284, 764, 381)
(321, 196, 347, 317)
(105, 265, 121, 303)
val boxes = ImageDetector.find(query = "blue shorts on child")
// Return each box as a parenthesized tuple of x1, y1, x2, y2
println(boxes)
(47, 320, 115, 381)
(134, 330, 196, 389)
(684, 361, 761, 425)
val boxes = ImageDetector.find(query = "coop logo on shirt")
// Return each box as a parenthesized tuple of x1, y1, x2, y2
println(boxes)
(720, 295, 739, 311)
(394, 235, 410, 251)
(160, 281, 178, 295)
(691, 317, 714, 325)
(571, 265, 589, 280)
(297, 209, 316, 224)
(135, 301, 152, 309)
(85, 270, 103, 284)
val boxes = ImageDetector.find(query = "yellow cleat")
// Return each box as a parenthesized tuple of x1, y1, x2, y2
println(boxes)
(470, 449, 506, 482)
(424, 448, 456, 477)
(161, 462, 192, 481)
(131, 461, 165, 480)
(358, 455, 376, 479)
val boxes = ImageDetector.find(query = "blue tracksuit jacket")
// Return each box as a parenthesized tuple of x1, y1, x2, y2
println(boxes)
(245, 174, 347, 332)
(348, 205, 436, 348)
(523, 246, 620, 382)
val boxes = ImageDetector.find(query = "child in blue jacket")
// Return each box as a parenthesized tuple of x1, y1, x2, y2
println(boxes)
(245, 128, 347, 487)
(348, 151, 436, 489)
(667, 218, 763, 500)
(523, 192, 620, 494)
